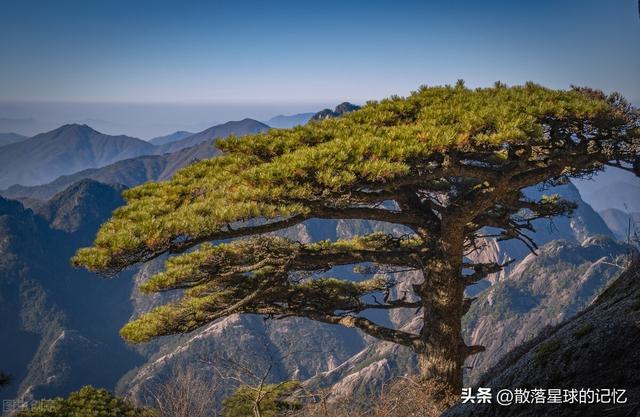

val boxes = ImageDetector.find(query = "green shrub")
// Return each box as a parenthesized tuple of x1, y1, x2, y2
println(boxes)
(16, 385, 156, 417)
(222, 381, 300, 417)
(572, 323, 594, 339)
(535, 340, 562, 366)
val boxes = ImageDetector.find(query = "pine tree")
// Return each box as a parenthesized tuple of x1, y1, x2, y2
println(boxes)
(73, 82, 639, 411)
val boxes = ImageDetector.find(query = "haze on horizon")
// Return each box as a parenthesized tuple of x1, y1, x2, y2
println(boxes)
(0, 0, 638, 138)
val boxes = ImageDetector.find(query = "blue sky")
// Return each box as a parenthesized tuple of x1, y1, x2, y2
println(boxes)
(1, 0, 638, 104)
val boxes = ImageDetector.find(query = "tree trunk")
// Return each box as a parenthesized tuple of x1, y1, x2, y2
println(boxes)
(416, 223, 466, 411)
(253, 402, 262, 417)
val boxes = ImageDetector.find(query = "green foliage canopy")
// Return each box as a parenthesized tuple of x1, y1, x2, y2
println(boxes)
(73, 83, 639, 348)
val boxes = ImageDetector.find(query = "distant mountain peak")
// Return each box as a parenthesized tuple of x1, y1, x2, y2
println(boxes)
(265, 112, 316, 129)
(311, 102, 360, 121)
(334, 102, 360, 114)
(155, 118, 270, 154)
(55, 123, 97, 133)
(0, 124, 155, 189)
(218, 118, 268, 127)
(39, 124, 101, 141)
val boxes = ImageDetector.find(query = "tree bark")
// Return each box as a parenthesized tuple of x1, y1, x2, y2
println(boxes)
(416, 220, 466, 410)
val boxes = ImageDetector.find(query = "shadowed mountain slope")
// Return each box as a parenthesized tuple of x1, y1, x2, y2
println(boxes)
(2, 139, 221, 201)
(0, 181, 144, 405)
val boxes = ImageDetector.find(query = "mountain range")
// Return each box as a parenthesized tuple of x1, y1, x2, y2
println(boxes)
(2, 139, 222, 202)
(0, 176, 631, 412)
(0, 104, 359, 407)
(0, 125, 155, 189)
(0, 118, 270, 193)
(0, 107, 355, 200)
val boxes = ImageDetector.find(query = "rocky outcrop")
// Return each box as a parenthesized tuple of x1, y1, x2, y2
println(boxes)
(310, 102, 360, 121)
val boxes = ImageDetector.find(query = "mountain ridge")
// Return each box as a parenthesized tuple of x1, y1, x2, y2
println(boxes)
(0, 124, 155, 189)
(0, 119, 270, 198)
(148, 130, 194, 146)
(265, 112, 315, 128)
(155, 118, 269, 154)
(1, 139, 221, 202)
(310, 102, 360, 121)
(0, 132, 27, 147)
